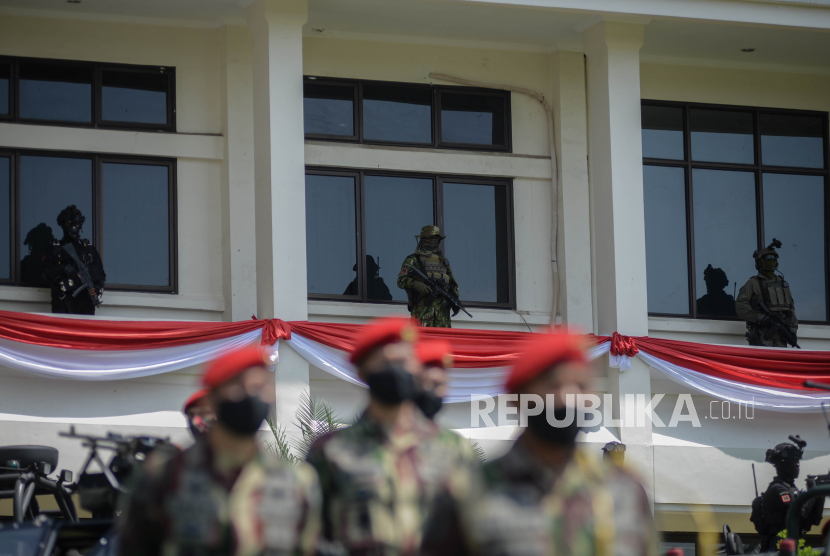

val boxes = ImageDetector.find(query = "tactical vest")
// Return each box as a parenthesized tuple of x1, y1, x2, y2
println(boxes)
(419, 253, 450, 284)
(756, 276, 794, 313)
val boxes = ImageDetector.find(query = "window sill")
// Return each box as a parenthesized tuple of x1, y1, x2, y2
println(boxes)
(0, 122, 224, 160)
(308, 299, 551, 328)
(0, 286, 224, 315)
(304, 140, 551, 179)
(648, 315, 830, 341)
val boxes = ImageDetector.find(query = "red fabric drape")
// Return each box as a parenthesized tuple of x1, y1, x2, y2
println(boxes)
(0, 310, 289, 350)
(287, 321, 537, 369)
(2, 309, 830, 390)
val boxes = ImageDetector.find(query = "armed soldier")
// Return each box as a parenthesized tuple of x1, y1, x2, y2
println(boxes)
(751, 436, 825, 551)
(306, 317, 476, 556)
(735, 239, 798, 347)
(119, 346, 321, 556)
(397, 226, 461, 328)
(42, 205, 105, 315)
(421, 332, 658, 556)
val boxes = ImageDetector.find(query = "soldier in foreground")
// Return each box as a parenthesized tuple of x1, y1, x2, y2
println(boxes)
(42, 205, 106, 314)
(119, 346, 321, 556)
(182, 388, 215, 442)
(397, 226, 460, 328)
(735, 239, 799, 347)
(751, 436, 825, 551)
(306, 317, 475, 555)
(421, 331, 658, 556)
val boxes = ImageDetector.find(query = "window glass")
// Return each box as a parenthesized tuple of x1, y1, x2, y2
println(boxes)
(443, 182, 509, 303)
(364, 175, 433, 301)
(305, 174, 358, 296)
(641, 105, 684, 160)
(763, 173, 826, 321)
(440, 93, 506, 146)
(0, 157, 9, 279)
(692, 169, 757, 317)
(304, 83, 354, 137)
(19, 155, 93, 286)
(102, 163, 170, 286)
(761, 114, 825, 169)
(19, 62, 93, 122)
(690, 109, 754, 164)
(101, 69, 169, 125)
(363, 85, 432, 144)
(0, 63, 9, 115)
(643, 166, 689, 314)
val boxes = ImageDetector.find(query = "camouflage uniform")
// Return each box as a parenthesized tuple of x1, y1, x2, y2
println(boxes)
(306, 410, 476, 555)
(119, 441, 321, 556)
(421, 438, 659, 556)
(396, 226, 459, 328)
(735, 273, 797, 347)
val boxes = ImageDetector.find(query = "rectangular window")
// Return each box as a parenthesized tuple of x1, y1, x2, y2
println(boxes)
(19, 61, 94, 123)
(0, 56, 175, 131)
(303, 77, 511, 152)
(2, 149, 176, 292)
(100, 67, 172, 126)
(642, 100, 829, 322)
(0, 62, 10, 117)
(305, 169, 515, 308)
(0, 155, 10, 280)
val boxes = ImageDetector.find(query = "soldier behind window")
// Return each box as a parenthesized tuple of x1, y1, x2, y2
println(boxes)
(41, 205, 105, 315)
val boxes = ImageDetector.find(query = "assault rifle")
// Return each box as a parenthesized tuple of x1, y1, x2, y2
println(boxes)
(408, 266, 472, 319)
(62, 242, 102, 307)
(750, 296, 800, 349)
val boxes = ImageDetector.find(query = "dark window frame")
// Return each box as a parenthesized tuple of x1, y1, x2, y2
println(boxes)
(0, 55, 176, 132)
(305, 166, 516, 309)
(0, 148, 177, 293)
(304, 76, 512, 153)
(642, 99, 830, 324)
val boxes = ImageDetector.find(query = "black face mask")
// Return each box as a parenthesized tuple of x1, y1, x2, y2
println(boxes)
(526, 406, 581, 447)
(777, 460, 800, 482)
(366, 361, 415, 405)
(216, 395, 269, 436)
(414, 389, 443, 419)
(64, 225, 81, 240)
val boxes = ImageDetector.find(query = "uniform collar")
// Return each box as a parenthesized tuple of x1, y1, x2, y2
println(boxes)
(355, 405, 435, 450)
(500, 436, 605, 495)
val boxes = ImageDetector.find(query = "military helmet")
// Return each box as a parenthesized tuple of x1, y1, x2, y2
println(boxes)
(57, 205, 85, 229)
(753, 239, 781, 270)
(765, 438, 805, 465)
(415, 225, 445, 239)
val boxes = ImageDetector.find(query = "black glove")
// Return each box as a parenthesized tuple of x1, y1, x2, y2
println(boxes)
(412, 281, 431, 295)
(760, 315, 773, 327)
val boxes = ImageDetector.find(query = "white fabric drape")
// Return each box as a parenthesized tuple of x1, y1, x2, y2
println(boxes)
(0, 330, 263, 380)
(637, 350, 830, 413)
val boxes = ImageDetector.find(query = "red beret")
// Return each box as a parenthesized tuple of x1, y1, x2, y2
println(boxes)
(202, 346, 270, 389)
(350, 316, 417, 364)
(417, 340, 453, 369)
(505, 332, 589, 392)
(183, 388, 210, 413)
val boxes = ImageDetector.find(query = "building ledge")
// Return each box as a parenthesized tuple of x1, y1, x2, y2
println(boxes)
(0, 285, 224, 315)
(649, 316, 830, 341)
(308, 299, 550, 329)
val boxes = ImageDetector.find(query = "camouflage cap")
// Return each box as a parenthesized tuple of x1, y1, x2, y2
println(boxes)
(415, 225, 446, 239)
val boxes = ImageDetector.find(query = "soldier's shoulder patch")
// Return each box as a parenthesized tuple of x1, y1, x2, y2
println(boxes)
(399, 266, 409, 275)
(81, 239, 90, 247)
(782, 494, 791, 503)
(52, 239, 60, 246)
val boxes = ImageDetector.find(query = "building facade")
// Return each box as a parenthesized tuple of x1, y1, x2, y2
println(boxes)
(2, 0, 830, 546)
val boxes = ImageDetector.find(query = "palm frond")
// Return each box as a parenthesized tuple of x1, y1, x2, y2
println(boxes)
(267, 391, 346, 464)
(471, 441, 487, 463)
(264, 417, 298, 465)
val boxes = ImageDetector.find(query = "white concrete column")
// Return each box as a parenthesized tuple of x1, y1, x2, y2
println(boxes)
(219, 25, 257, 322)
(582, 21, 653, 496)
(551, 49, 593, 332)
(247, 0, 309, 444)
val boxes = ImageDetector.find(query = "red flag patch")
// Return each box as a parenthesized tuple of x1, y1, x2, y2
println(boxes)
(782, 494, 791, 503)
(400, 267, 408, 275)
